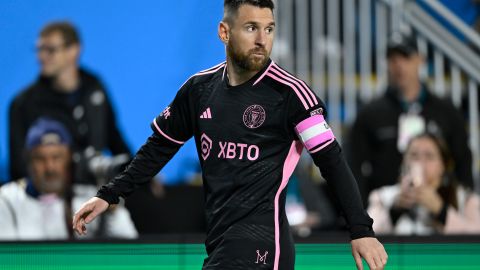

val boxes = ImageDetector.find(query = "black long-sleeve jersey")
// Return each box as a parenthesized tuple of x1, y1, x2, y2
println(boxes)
(97, 59, 373, 270)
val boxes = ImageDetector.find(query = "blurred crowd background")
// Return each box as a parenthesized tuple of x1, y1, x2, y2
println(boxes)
(1, 0, 480, 241)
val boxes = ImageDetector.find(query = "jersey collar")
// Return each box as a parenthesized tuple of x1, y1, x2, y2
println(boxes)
(223, 58, 273, 89)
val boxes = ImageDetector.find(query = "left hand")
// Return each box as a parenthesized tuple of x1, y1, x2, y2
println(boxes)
(351, 237, 388, 270)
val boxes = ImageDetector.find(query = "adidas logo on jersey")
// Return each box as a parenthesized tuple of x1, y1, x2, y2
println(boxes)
(200, 108, 212, 119)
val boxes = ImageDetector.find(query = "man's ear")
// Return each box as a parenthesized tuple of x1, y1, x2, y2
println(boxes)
(218, 21, 230, 44)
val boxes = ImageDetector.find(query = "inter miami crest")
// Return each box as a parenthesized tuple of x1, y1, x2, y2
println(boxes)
(243, 105, 266, 129)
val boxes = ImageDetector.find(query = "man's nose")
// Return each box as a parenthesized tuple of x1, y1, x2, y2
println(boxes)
(255, 31, 267, 47)
(44, 159, 58, 172)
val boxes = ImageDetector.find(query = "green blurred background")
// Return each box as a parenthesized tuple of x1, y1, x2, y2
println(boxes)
(1, 241, 479, 269)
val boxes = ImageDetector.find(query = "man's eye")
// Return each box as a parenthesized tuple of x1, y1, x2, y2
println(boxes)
(266, 27, 274, 34)
(247, 26, 256, 32)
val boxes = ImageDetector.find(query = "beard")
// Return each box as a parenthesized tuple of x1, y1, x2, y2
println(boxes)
(227, 41, 270, 73)
(34, 171, 68, 195)
(40, 178, 65, 194)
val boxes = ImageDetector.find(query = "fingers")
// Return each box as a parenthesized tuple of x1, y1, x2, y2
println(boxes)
(73, 201, 96, 235)
(351, 238, 388, 270)
(354, 252, 387, 270)
(73, 216, 85, 235)
(363, 252, 387, 270)
(84, 207, 102, 224)
(364, 253, 378, 270)
(380, 244, 388, 266)
(72, 206, 91, 236)
(371, 248, 388, 270)
(72, 208, 86, 234)
(372, 252, 384, 270)
(72, 197, 110, 236)
(352, 251, 363, 270)
(78, 218, 88, 235)
(72, 212, 81, 232)
(395, 197, 410, 208)
(398, 193, 416, 208)
(369, 243, 388, 270)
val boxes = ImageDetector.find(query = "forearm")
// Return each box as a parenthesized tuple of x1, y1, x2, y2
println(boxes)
(96, 133, 181, 204)
(344, 136, 367, 202)
(311, 141, 374, 239)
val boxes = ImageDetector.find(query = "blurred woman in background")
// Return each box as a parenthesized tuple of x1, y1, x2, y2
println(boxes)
(367, 133, 480, 235)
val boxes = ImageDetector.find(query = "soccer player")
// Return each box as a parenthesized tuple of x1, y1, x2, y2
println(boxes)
(73, 1, 388, 269)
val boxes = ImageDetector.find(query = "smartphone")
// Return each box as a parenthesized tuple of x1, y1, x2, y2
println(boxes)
(401, 162, 424, 188)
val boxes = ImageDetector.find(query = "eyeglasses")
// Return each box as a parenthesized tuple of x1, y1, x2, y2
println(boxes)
(35, 44, 67, 55)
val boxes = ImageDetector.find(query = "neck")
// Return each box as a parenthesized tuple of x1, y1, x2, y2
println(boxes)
(226, 59, 259, 86)
(53, 66, 79, 93)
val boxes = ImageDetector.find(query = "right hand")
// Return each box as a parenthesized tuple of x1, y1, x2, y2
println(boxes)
(351, 237, 388, 270)
(72, 197, 110, 236)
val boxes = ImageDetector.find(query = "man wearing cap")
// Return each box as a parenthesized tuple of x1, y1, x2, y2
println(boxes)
(0, 118, 137, 240)
(348, 32, 472, 204)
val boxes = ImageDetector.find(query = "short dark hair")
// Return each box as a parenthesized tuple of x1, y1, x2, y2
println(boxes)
(40, 21, 81, 46)
(223, 0, 275, 23)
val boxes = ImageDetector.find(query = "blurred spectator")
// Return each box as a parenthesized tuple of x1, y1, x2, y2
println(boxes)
(367, 133, 480, 235)
(9, 21, 131, 185)
(0, 118, 137, 240)
(347, 32, 472, 204)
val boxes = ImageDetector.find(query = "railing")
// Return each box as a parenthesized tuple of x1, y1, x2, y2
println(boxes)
(271, 0, 480, 192)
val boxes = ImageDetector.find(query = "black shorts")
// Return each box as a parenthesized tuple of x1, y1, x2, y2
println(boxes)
(202, 220, 295, 270)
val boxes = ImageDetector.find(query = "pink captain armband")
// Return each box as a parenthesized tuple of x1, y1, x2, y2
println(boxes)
(294, 114, 335, 153)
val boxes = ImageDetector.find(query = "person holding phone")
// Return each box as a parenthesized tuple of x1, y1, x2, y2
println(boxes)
(367, 132, 480, 235)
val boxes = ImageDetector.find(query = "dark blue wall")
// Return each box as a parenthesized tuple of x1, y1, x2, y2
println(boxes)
(0, 0, 224, 183)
